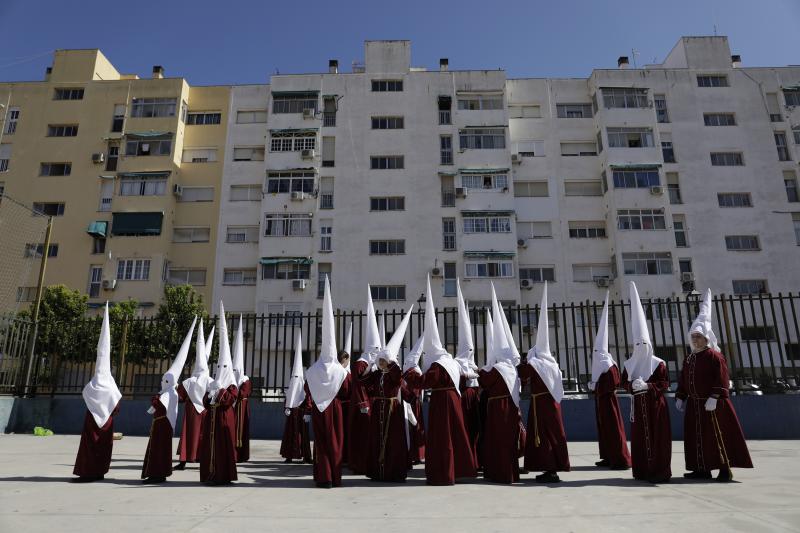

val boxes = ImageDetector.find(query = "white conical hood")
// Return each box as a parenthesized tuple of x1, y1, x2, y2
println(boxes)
(285, 329, 306, 408)
(360, 286, 382, 364)
(404, 334, 424, 373)
(377, 306, 413, 365)
(421, 275, 461, 394)
(490, 283, 521, 406)
(82, 303, 122, 427)
(497, 293, 521, 362)
(689, 288, 719, 352)
(306, 276, 347, 412)
(379, 314, 387, 349)
(210, 302, 236, 402)
(483, 308, 496, 370)
(159, 316, 196, 428)
(624, 282, 664, 381)
(182, 318, 212, 414)
(204, 325, 215, 361)
(525, 282, 564, 403)
(455, 278, 475, 375)
(591, 293, 617, 383)
(232, 315, 249, 387)
(342, 321, 353, 373)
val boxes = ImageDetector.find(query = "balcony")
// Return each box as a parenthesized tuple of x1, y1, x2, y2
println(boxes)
(323, 112, 336, 127)
(439, 110, 451, 125)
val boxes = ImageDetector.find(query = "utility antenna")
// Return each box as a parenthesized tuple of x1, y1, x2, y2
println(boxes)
(630, 49, 640, 69)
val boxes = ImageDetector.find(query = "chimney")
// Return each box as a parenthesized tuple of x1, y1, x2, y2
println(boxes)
(731, 54, 742, 68)
(152, 65, 164, 79)
(617, 56, 629, 69)
(329, 59, 338, 74)
(440, 58, 449, 71)
(45, 66, 52, 81)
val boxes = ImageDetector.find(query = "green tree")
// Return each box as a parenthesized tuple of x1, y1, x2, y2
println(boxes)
(151, 285, 209, 362)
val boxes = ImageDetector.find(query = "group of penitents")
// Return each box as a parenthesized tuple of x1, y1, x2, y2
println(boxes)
(71, 276, 752, 487)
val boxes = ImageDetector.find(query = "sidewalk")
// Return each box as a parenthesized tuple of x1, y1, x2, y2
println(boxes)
(0, 435, 797, 532)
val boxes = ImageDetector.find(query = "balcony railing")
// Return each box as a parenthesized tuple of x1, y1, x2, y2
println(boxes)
(439, 110, 451, 125)
(323, 112, 336, 127)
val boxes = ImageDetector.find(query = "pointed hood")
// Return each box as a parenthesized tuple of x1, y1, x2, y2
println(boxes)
(182, 318, 212, 414)
(525, 282, 564, 403)
(483, 308, 496, 370)
(455, 278, 475, 376)
(489, 283, 521, 406)
(404, 334, 424, 373)
(82, 303, 122, 427)
(379, 313, 387, 349)
(590, 293, 617, 383)
(377, 306, 413, 366)
(306, 276, 348, 412)
(159, 316, 196, 428)
(342, 321, 353, 373)
(689, 288, 719, 352)
(497, 292, 521, 362)
(421, 275, 461, 394)
(232, 314, 249, 387)
(285, 329, 306, 408)
(210, 302, 236, 401)
(360, 286, 382, 364)
(204, 325, 215, 361)
(624, 282, 664, 381)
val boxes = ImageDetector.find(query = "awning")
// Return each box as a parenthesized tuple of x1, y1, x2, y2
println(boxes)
(125, 131, 172, 139)
(781, 85, 800, 91)
(118, 171, 171, 179)
(269, 128, 318, 134)
(463, 251, 516, 259)
(98, 174, 116, 180)
(461, 210, 515, 217)
(459, 167, 510, 174)
(322, 94, 338, 98)
(609, 164, 661, 170)
(437, 170, 457, 176)
(86, 221, 108, 238)
(271, 91, 319, 97)
(259, 257, 314, 266)
(111, 212, 163, 236)
(460, 125, 507, 129)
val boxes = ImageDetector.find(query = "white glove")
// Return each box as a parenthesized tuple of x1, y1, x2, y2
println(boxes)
(469, 361, 479, 372)
(675, 398, 685, 412)
(284, 408, 291, 416)
(704, 397, 718, 412)
(587, 381, 596, 392)
(359, 407, 370, 414)
(464, 371, 479, 380)
(146, 406, 156, 415)
(303, 414, 311, 422)
(632, 378, 648, 392)
(412, 366, 422, 376)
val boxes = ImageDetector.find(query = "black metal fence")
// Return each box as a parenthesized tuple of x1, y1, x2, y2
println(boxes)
(2, 293, 799, 398)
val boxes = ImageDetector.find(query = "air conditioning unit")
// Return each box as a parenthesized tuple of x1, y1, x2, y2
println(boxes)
(680, 272, 695, 283)
(595, 276, 609, 288)
(517, 238, 527, 248)
(302, 108, 315, 119)
(292, 279, 307, 291)
(301, 149, 315, 160)
(140, 143, 150, 154)
(102, 279, 117, 291)
(290, 191, 305, 201)
(511, 153, 521, 164)
(520, 279, 533, 290)
(650, 185, 664, 195)
(430, 267, 442, 277)
(455, 187, 467, 198)
(91, 153, 105, 164)
(172, 184, 183, 197)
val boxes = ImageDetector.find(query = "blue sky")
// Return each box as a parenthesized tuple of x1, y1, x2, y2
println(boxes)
(1, 0, 798, 85)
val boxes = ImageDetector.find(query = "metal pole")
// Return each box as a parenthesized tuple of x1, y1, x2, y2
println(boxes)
(21, 216, 53, 396)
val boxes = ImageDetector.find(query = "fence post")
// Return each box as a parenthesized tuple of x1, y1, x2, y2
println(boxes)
(117, 317, 129, 388)
(720, 294, 739, 392)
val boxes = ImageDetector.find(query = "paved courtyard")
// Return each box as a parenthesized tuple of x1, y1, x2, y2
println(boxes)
(0, 435, 797, 532)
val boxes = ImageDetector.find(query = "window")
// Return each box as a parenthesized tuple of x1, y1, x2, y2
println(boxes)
(371, 80, 403, 92)
(667, 172, 682, 204)
(784, 89, 800, 107)
(732, 279, 768, 295)
(16, 287, 36, 302)
(167, 268, 206, 286)
(319, 176, 334, 209)
(725, 235, 760, 251)
(775, 132, 791, 161)
(514, 181, 548, 197)
(673, 215, 688, 247)
(32, 202, 65, 216)
(182, 148, 218, 163)
(602, 87, 648, 108)
(564, 181, 602, 196)
(792, 213, 800, 245)
(515, 140, 545, 157)
(0, 144, 9, 172)
(697, 75, 729, 87)
(461, 172, 507, 190)
(794, 127, 800, 145)
(679, 259, 693, 275)
(3, 108, 19, 134)
(321, 136, 335, 167)
(267, 171, 315, 194)
(661, 132, 675, 163)
(88, 267, 103, 298)
(130, 97, 176, 117)
(116, 258, 151, 281)
(119, 173, 167, 196)
(230, 184, 262, 201)
(111, 104, 125, 132)
(457, 95, 502, 110)
(441, 175, 455, 207)
(105, 145, 119, 171)
(568, 221, 606, 238)
(314, 264, 332, 299)
(172, 226, 210, 243)
(443, 218, 456, 250)
(226, 225, 259, 243)
(223, 269, 257, 286)
(440, 135, 453, 165)
(370, 156, 404, 169)
(47, 124, 78, 137)
(323, 97, 336, 127)
(703, 113, 736, 126)
(560, 141, 597, 156)
(612, 169, 660, 189)
(371, 196, 405, 211)
(272, 92, 318, 113)
(785, 171, 799, 202)
(371, 116, 404, 129)
(24, 243, 58, 258)
(572, 264, 612, 282)
(443, 262, 457, 297)
(438, 95, 452, 124)
(510, 104, 543, 118)
(617, 209, 666, 230)
(607, 127, 654, 148)
(710, 152, 744, 166)
(459, 128, 505, 150)
(371, 285, 406, 301)
(465, 259, 514, 278)
(178, 186, 214, 202)
(186, 112, 221, 125)
(269, 131, 316, 152)
(236, 109, 268, 124)
(91, 236, 106, 254)
(53, 88, 84, 100)
(556, 104, 592, 118)
(39, 163, 71, 176)
(264, 213, 312, 237)
(520, 266, 555, 282)
(369, 239, 405, 255)
(233, 146, 265, 161)
(125, 135, 172, 156)
(516, 221, 552, 239)
(623, 252, 672, 275)
(717, 193, 752, 207)
(320, 220, 333, 252)
(654, 95, 669, 123)
(111, 212, 163, 236)
(463, 215, 512, 233)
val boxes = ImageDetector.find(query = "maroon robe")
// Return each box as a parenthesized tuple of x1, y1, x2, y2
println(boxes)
(478, 368, 521, 483)
(676, 348, 752, 472)
(176, 383, 206, 462)
(459, 375, 481, 468)
(518, 364, 570, 473)
(235, 380, 252, 463)
(141, 395, 173, 479)
(73, 404, 119, 478)
(340, 395, 350, 464)
(280, 407, 312, 461)
(304, 375, 352, 486)
(360, 363, 409, 482)
(199, 385, 239, 483)
(347, 360, 372, 474)
(593, 365, 632, 468)
(622, 362, 672, 482)
(405, 364, 477, 485)
(401, 380, 425, 464)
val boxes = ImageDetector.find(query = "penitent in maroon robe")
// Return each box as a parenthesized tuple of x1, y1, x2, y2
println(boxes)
(340, 394, 350, 464)
(176, 383, 206, 462)
(280, 407, 312, 462)
(405, 364, 477, 485)
(304, 375, 352, 487)
(622, 362, 672, 482)
(234, 380, 252, 463)
(518, 364, 570, 473)
(401, 380, 425, 465)
(593, 365, 632, 469)
(141, 396, 173, 479)
(478, 368, 522, 483)
(199, 385, 239, 483)
(347, 360, 372, 474)
(73, 404, 119, 478)
(676, 348, 752, 473)
(459, 375, 481, 469)
(361, 363, 409, 482)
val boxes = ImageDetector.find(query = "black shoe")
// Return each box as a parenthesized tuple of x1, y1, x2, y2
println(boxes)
(283, 458, 292, 463)
(716, 468, 734, 482)
(209, 480, 233, 486)
(683, 470, 712, 480)
(303, 459, 313, 464)
(648, 476, 671, 484)
(71, 476, 103, 483)
(595, 459, 611, 467)
(610, 464, 631, 471)
(535, 472, 561, 483)
(520, 468, 529, 474)
(173, 462, 187, 471)
(142, 476, 167, 484)
(316, 481, 333, 489)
